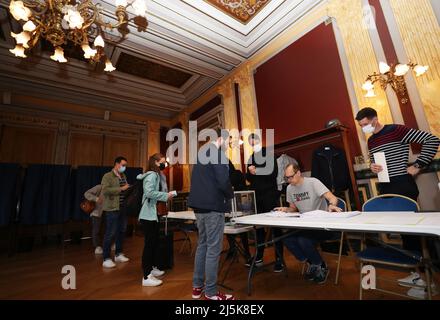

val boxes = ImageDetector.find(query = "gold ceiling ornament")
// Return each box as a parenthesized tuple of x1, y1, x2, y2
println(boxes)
(8, 0, 149, 72)
(362, 61, 429, 104)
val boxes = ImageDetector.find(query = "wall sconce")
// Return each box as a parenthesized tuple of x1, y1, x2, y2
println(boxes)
(362, 61, 428, 104)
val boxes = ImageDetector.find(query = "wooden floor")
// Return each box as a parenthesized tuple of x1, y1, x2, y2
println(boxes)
(0, 232, 438, 300)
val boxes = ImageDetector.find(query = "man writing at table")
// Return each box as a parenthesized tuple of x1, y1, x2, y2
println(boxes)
(275, 163, 342, 284)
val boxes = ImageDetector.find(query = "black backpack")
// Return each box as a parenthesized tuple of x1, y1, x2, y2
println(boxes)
(121, 180, 144, 217)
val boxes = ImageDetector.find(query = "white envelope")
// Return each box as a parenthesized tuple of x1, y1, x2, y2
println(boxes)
(373, 152, 390, 183)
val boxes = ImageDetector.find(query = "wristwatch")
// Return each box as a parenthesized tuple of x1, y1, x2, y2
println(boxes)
(413, 162, 424, 169)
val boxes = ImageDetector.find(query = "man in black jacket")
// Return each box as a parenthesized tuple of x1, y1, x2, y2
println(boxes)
(188, 128, 235, 300)
(246, 133, 284, 272)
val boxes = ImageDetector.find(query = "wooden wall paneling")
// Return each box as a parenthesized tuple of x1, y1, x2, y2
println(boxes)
(0, 125, 56, 164)
(67, 132, 104, 167)
(102, 135, 140, 167)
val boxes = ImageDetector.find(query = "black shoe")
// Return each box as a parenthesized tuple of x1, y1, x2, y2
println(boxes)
(312, 265, 330, 284)
(273, 263, 284, 273)
(303, 262, 317, 281)
(245, 257, 263, 268)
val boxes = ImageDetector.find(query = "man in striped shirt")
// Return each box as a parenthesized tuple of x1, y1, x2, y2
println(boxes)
(356, 107, 440, 298)
(356, 107, 440, 199)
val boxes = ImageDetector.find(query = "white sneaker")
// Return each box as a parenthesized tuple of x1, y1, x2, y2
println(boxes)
(102, 259, 116, 268)
(151, 267, 165, 277)
(142, 275, 163, 287)
(407, 284, 439, 299)
(115, 254, 129, 263)
(94, 246, 103, 255)
(111, 243, 116, 251)
(398, 272, 421, 287)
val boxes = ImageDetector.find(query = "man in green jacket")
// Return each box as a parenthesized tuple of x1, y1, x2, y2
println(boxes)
(101, 156, 131, 268)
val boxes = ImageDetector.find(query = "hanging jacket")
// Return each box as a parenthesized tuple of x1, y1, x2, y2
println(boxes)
(311, 144, 350, 192)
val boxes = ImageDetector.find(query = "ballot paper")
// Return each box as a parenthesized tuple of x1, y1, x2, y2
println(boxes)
(265, 211, 300, 218)
(373, 152, 390, 183)
(300, 210, 361, 219)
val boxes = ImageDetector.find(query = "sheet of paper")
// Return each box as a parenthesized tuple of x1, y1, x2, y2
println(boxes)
(373, 152, 390, 183)
(265, 211, 300, 218)
(300, 210, 362, 219)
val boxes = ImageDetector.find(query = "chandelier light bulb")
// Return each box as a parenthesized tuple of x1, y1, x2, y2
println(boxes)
(64, 8, 84, 29)
(50, 47, 67, 63)
(414, 65, 429, 77)
(394, 64, 410, 76)
(9, 1, 31, 22)
(132, 0, 147, 17)
(379, 62, 391, 74)
(9, 45, 27, 58)
(94, 35, 105, 48)
(104, 59, 116, 72)
(365, 89, 376, 98)
(11, 31, 31, 48)
(82, 44, 97, 59)
(362, 80, 374, 91)
(23, 20, 37, 32)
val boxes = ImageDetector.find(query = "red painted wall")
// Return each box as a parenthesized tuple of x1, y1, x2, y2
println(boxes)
(254, 22, 361, 170)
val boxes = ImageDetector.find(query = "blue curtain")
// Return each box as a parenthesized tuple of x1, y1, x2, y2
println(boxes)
(0, 163, 20, 226)
(20, 164, 72, 225)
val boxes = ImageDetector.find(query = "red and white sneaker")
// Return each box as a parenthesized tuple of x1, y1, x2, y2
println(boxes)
(204, 292, 235, 300)
(192, 287, 204, 299)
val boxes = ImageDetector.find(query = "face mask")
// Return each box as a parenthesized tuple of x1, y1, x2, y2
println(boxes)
(253, 144, 262, 153)
(362, 124, 375, 134)
(118, 166, 126, 173)
(159, 163, 166, 171)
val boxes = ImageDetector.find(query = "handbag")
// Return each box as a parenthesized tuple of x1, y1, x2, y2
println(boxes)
(157, 201, 169, 216)
(80, 199, 96, 214)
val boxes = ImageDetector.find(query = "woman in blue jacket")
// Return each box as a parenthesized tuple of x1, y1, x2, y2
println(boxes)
(137, 153, 174, 287)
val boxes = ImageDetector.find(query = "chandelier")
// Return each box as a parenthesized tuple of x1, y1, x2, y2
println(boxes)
(8, 0, 148, 72)
(362, 61, 428, 104)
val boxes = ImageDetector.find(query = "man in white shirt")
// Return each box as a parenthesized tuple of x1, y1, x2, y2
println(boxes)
(275, 163, 341, 284)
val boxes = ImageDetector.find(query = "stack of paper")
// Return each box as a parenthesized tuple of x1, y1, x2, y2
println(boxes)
(265, 211, 300, 218)
(301, 210, 361, 218)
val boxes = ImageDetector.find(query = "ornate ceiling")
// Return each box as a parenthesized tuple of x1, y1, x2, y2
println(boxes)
(204, 0, 270, 24)
(0, 0, 325, 120)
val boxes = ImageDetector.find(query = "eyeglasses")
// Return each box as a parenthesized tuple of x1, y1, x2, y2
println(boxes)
(284, 172, 297, 181)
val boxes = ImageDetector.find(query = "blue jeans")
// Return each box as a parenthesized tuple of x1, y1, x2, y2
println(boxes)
(283, 230, 339, 265)
(193, 212, 225, 296)
(103, 211, 127, 260)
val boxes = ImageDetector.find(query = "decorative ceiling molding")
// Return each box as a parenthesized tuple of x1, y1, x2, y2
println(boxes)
(0, 0, 326, 120)
(203, 0, 270, 24)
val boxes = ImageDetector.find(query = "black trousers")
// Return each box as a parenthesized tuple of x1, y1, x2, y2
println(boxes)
(141, 219, 160, 279)
(378, 174, 421, 253)
(255, 191, 283, 262)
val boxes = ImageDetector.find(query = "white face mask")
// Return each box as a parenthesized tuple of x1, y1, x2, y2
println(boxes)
(362, 124, 375, 134)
